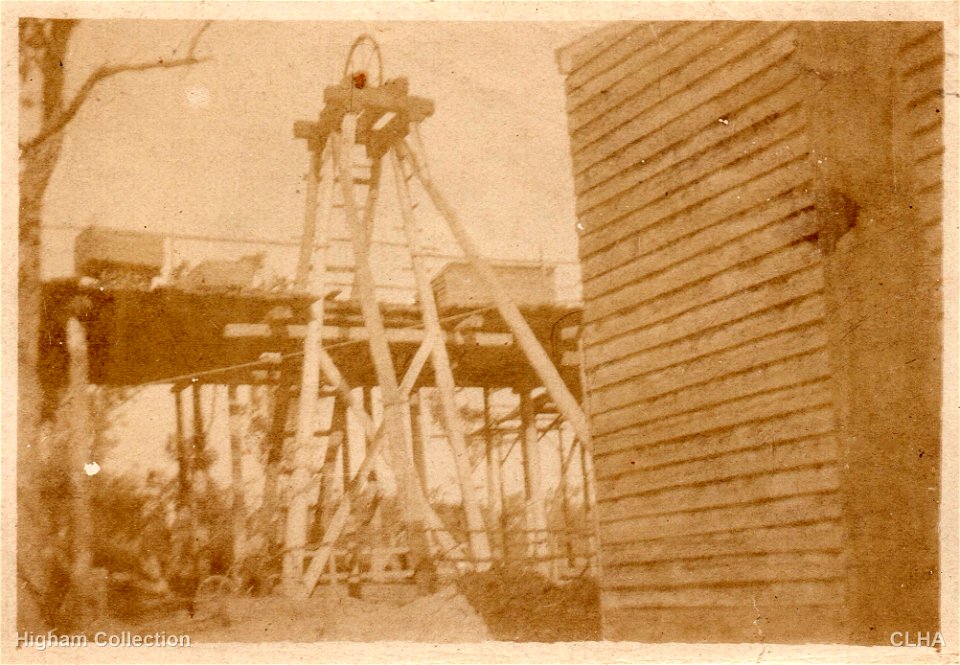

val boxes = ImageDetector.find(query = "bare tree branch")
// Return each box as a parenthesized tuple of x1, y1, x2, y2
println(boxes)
(185, 20, 211, 56)
(20, 20, 212, 154)
(40, 20, 78, 123)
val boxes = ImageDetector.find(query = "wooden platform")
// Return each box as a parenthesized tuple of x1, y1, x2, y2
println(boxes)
(39, 279, 582, 393)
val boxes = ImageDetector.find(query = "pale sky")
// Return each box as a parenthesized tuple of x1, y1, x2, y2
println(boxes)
(38, 19, 600, 499)
(42, 20, 596, 292)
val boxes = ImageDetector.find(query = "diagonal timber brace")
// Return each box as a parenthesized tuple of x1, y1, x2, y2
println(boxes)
(299, 332, 462, 596)
(399, 134, 593, 451)
(332, 118, 434, 576)
(390, 148, 491, 568)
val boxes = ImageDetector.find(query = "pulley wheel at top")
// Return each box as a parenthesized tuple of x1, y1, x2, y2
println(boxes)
(343, 34, 383, 89)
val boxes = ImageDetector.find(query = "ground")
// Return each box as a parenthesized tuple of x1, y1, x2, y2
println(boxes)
(95, 570, 601, 643)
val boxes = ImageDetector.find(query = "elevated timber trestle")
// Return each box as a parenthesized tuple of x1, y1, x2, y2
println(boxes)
(38, 36, 598, 599)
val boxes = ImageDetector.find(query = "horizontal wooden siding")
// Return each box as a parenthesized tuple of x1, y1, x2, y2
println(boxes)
(562, 21, 847, 642)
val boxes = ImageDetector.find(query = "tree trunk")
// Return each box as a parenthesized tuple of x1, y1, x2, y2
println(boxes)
(18, 17, 209, 627)
(18, 132, 65, 631)
(18, 18, 79, 629)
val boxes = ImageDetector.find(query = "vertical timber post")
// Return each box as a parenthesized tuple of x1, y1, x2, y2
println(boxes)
(64, 317, 100, 619)
(519, 386, 549, 576)
(190, 382, 210, 580)
(227, 385, 247, 568)
(173, 384, 194, 578)
(191, 382, 206, 492)
(576, 336, 600, 577)
(409, 388, 430, 496)
(284, 138, 336, 596)
(483, 388, 503, 561)
(262, 376, 293, 548)
(499, 420, 512, 564)
(364, 387, 386, 583)
(579, 438, 599, 576)
(557, 422, 575, 569)
(340, 394, 352, 495)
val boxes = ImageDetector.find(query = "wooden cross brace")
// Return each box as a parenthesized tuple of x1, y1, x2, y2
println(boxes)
(298, 327, 465, 595)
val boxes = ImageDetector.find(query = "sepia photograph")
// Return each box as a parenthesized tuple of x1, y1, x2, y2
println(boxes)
(3, 2, 957, 662)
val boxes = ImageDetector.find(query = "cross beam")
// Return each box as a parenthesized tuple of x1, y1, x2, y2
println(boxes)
(294, 77, 434, 159)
